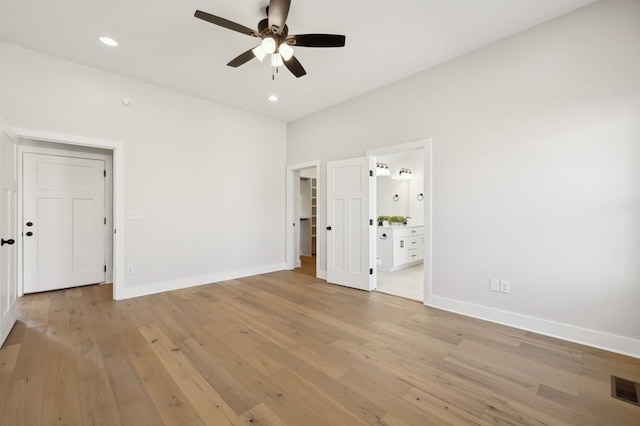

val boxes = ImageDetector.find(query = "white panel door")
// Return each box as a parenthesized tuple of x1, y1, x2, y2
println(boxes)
(326, 156, 375, 291)
(0, 118, 19, 346)
(23, 153, 106, 293)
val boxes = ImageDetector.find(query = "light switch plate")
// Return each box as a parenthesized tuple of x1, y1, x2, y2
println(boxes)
(127, 210, 143, 220)
(500, 280, 511, 294)
(490, 279, 500, 292)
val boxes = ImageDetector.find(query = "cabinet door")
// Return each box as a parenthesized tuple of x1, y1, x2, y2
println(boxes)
(393, 238, 409, 266)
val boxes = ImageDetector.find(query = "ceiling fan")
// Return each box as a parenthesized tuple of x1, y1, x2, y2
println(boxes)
(194, 0, 346, 78)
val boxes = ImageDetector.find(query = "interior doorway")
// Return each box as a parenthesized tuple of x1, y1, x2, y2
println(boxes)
(14, 128, 125, 300)
(286, 161, 321, 277)
(367, 139, 432, 303)
(21, 147, 113, 294)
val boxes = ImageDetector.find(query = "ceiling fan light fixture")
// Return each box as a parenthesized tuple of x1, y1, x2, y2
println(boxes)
(270, 53, 284, 67)
(252, 45, 267, 61)
(261, 37, 277, 54)
(279, 43, 294, 61)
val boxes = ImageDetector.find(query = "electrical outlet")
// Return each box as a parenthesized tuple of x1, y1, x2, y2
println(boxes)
(500, 280, 511, 294)
(127, 264, 135, 275)
(490, 279, 500, 292)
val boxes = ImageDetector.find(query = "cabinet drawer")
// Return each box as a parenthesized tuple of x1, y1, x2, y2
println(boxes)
(408, 248, 420, 262)
(394, 227, 423, 238)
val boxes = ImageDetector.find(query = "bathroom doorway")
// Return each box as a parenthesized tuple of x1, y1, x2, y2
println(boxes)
(371, 147, 426, 301)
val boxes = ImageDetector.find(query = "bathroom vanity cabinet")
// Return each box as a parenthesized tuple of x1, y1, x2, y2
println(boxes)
(377, 225, 424, 272)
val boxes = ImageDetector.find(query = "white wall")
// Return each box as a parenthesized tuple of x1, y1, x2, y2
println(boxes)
(0, 42, 287, 298)
(287, 0, 640, 356)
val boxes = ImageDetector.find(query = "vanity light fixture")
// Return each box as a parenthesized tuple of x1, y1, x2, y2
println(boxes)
(376, 162, 390, 176)
(397, 168, 413, 180)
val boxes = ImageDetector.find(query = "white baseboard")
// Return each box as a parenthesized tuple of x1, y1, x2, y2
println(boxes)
(118, 263, 287, 300)
(426, 295, 640, 359)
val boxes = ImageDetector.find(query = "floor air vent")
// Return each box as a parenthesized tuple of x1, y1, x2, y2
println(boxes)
(611, 376, 640, 406)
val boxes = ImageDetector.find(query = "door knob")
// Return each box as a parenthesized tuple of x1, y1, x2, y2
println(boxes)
(26, 222, 33, 227)
(326, 226, 332, 230)
(1, 238, 15, 246)
(26, 232, 33, 237)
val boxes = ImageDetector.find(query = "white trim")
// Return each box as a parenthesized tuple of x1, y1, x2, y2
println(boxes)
(366, 139, 429, 157)
(286, 160, 321, 276)
(426, 295, 640, 359)
(120, 263, 286, 299)
(13, 127, 125, 300)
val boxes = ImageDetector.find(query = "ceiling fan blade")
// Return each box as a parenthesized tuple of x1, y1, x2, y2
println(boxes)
(268, 0, 291, 34)
(227, 48, 257, 67)
(284, 56, 307, 78)
(194, 10, 256, 37)
(288, 34, 346, 48)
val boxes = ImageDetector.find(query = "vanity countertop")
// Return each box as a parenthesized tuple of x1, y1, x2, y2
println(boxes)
(378, 224, 424, 229)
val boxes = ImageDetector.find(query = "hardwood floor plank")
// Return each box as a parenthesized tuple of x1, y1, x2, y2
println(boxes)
(0, 343, 20, 374)
(42, 327, 83, 425)
(1, 373, 45, 425)
(125, 328, 204, 426)
(239, 403, 287, 426)
(177, 335, 267, 415)
(3, 277, 639, 425)
(2, 319, 26, 347)
(201, 321, 284, 377)
(402, 386, 493, 426)
(447, 340, 581, 396)
(138, 324, 243, 426)
(268, 368, 368, 426)
(96, 334, 153, 408)
(258, 342, 388, 424)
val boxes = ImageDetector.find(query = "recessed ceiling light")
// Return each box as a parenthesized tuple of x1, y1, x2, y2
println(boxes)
(99, 36, 118, 47)
(268, 95, 278, 102)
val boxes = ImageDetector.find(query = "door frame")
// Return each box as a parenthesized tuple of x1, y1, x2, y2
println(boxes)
(366, 138, 433, 304)
(286, 160, 321, 277)
(13, 127, 125, 300)
(20, 148, 113, 293)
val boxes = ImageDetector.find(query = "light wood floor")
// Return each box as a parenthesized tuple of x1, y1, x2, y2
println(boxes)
(1, 270, 640, 425)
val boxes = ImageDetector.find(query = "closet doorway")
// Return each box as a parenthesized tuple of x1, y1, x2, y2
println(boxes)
(285, 161, 321, 278)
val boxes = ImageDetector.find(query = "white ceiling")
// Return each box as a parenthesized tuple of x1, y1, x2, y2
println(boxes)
(0, 0, 597, 123)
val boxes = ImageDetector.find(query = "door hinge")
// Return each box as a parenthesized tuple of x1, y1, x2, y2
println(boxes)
(104, 265, 107, 272)
(369, 268, 373, 275)
(369, 219, 373, 226)
(369, 170, 373, 177)
(104, 170, 106, 177)
(104, 217, 107, 225)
